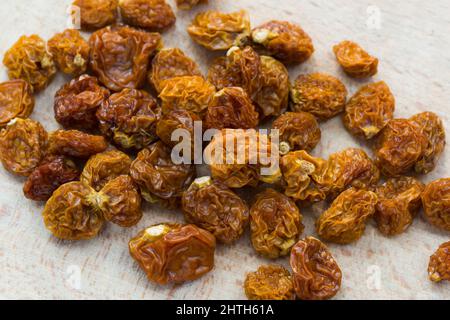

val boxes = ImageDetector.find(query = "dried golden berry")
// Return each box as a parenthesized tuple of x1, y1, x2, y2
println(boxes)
(130, 141, 196, 207)
(0, 80, 34, 127)
(208, 46, 262, 100)
(43, 182, 104, 240)
(254, 56, 289, 117)
(421, 178, 450, 232)
(48, 29, 90, 76)
(205, 129, 281, 188)
(72, 0, 118, 31)
(3, 35, 56, 92)
(250, 189, 304, 258)
(96, 88, 160, 150)
(250, 20, 314, 64)
(129, 223, 216, 284)
(159, 76, 216, 117)
(290, 73, 347, 121)
(89, 24, 162, 91)
(156, 109, 200, 149)
(99, 175, 142, 227)
(150, 48, 202, 93)
(410, 112, 446, 174)
(374, 177, 424, 236)
(428, 241, 450, 282)
(48, 130, 108, 158)
(188, 10, 250, 51)
(204, 87, 259, 130)
(244, 265, 295, 300)
(316, 188, 378, 244)
(81, 149, 132, 192)
(290, 237, 342, 300)
(54, 75, 110, 131)
(24, 155, 80, 201)
(344, 81, 395, 139)
(374, 119, 427, 177)
(0, 118, 47, 177)
(119, 0, 175, 31)
(176, 0, 207, 10)
(273, 111, 321, 154)
(333, 40, 378, 78)
(182, 177, 249, 244)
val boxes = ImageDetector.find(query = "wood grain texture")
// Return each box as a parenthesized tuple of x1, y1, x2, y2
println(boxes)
(0, 0, 449, 299)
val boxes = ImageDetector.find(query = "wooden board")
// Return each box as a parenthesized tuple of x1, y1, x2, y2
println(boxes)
(0, 0, 449, 299)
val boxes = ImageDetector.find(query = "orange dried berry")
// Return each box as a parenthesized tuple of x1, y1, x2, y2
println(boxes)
(333, 40, 378, 78)
(204, 87, 260, 130)
(250, 20, 314, 64)
(187, 10, 250, 51)
(428, 241, 450, 282)
(149, 48, 202, 93)
(244, 265, 295, 300)
(3, 35, 56, 92)
(119, 0, 176, 31)
(344, 81, 395, 139)
(421, 178, 450, 232)
(176, 0, 207, 10)
(48, 130, 108, 158)
(48, 29, 90, 76)
(290, 73, 347, 121)
(72, 0, 118, 31)
(0, 80, 34, 127)
(316, 188, 378, 244)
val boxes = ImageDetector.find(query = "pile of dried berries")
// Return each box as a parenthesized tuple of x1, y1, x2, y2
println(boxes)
(0, 0, 448, 300)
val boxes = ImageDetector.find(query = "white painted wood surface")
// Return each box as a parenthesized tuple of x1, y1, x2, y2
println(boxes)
(0, 0, 449, 300)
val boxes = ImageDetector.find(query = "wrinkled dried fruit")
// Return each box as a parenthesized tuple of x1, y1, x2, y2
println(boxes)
(410, 112, 446, 174)
(24, 155, 80, 201)
(150, 48, 202, 93)
(0, 118, 47, 176)
(281, 148, 379, 205)
(208, 46, 262, 100)
(205, 129, 281, 188)
(48, 29, 90, 76)
(129, 223, 216, 284)
(290, 73, 347, 121)
(3, 35, 56, 92)
(43, 182, 104, 240)
(250, 189, 304, 258)
(159, 76, 216, 117)
(244, 264, 295, 300)
(273, 111, 321, 154)
(187, 10, 250, 51)
(344, 81, 395, 139)
(130, 141, 196, 207)
(81, 149, 132, 191)
(250, 20, 314, 64)
(156, 109, 200, 149)
(0, 80, 34, 127)
(374, 119, 427, 177)
(90, 24, 162, 91)
(96, 88, 160, 150)
(333, 40, 378, 78)
(374, 176, 424, 236)
(176, 0, 207, 10)
(428, 241, 450, 282)
(54, 75, 110, 131)
(48, 130, 108, 158)
(254, 56, 289, 117)
(182, 177, 249, 244)
(205, 87, 259, 130)
(99, 175, 142, 227)
(72, 0, 118, 30)
(290, 237, 342, 300)
(119, 0, 176, 31)
(316, 188, 378, 244)
(421, 178, 450, 231)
